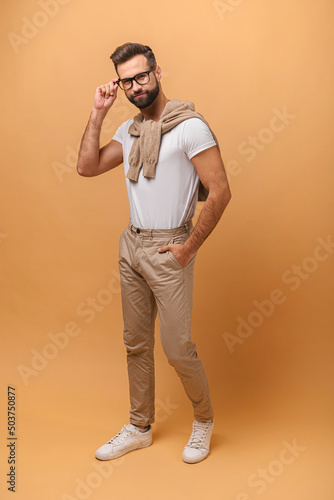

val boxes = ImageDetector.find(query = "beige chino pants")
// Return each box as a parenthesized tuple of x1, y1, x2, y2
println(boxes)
(118, 220, 214, 427)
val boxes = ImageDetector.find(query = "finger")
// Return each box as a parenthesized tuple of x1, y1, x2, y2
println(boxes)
(109, 82, 117, 97)
(102, 82, 115, 100)
(111, 80, 118, 94)
(105, 83, 111, 97)
(98, 85, 106, 96)
(158, 245, 170, 253)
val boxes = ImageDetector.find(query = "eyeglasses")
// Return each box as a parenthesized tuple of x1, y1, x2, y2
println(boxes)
(116, 68, 156, 91)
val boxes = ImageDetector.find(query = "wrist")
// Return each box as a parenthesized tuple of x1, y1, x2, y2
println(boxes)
(91, 107, 108, 127)
(183, 239, 197, 259)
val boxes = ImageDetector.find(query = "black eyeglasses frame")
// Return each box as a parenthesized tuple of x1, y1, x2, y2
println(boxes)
(116, 67, 156, 91)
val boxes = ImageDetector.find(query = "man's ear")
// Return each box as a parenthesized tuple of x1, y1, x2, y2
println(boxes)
(155, 65, 162, 80)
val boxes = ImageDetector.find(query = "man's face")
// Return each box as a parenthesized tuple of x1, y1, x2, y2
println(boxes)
(117, 54, 160, 109)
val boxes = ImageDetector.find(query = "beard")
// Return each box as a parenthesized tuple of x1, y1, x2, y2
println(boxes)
(126, 75, 160, 109)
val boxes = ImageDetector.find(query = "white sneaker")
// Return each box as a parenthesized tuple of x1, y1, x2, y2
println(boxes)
(182, 419, 214, 464)
(95, 424, 152, 460)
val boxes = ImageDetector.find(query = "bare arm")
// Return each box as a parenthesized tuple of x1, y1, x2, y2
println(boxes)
(158, 145, 231, 266)
(77, 79, 123, 177)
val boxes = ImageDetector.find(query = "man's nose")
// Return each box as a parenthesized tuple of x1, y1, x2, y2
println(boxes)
(132, 80, 143, 92)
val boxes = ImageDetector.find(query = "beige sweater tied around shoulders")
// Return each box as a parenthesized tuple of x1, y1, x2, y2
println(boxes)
(127, 98, 220, 202)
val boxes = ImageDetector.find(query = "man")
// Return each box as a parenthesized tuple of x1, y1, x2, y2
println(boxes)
(77, 42, 231, 464)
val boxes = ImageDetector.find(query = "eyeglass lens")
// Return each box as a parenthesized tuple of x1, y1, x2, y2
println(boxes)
(120, 72, 150, 90)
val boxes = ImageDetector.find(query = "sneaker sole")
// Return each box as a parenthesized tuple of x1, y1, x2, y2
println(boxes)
(95, 438, 152, 461)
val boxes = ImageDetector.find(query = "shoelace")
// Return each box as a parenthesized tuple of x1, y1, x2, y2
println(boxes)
(107, 425, 132, 446)
(188, 421, 212, 448)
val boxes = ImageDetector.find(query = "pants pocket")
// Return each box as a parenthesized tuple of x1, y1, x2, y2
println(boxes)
(167, 233, 193, 269)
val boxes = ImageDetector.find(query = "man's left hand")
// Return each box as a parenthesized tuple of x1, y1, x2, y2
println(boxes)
(158, 243, 193, 267)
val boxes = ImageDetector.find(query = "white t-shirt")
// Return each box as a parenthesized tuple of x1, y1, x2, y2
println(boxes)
(112, 117, 216, 229)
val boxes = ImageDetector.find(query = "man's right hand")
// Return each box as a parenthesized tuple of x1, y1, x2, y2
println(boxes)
(94, 78, 119, 111)
(76, 78, 123, 177)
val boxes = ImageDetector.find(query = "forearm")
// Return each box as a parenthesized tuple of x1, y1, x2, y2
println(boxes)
(183, 188, 231, 257)
(77, 108, 107, 176)
(158, 145, 231, 266)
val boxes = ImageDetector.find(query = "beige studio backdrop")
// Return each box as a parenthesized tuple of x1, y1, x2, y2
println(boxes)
(1, 0, 334, 499)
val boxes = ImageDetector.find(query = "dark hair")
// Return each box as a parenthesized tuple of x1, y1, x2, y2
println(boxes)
(110, 42, 156, 75)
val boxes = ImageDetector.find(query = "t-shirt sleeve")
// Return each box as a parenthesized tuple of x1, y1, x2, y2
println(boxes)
(111, 120, 128, 144)
(182, 117, 217, 160)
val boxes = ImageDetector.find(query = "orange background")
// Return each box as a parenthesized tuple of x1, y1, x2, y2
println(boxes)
(1, 0, 333, 499)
